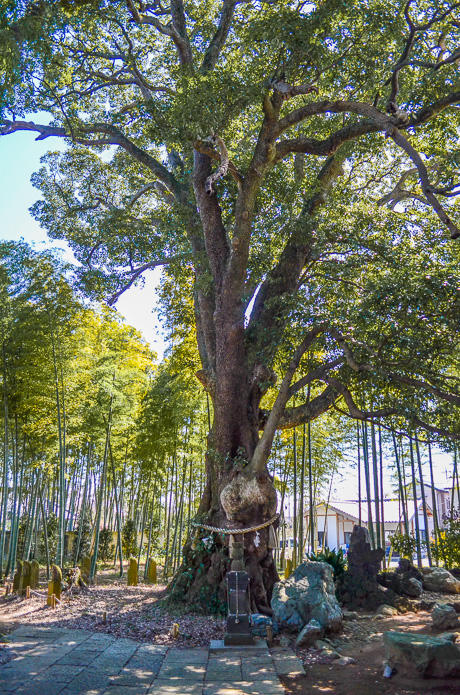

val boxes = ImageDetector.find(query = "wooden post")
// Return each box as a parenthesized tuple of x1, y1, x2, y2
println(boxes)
(25, 585, 30, 599)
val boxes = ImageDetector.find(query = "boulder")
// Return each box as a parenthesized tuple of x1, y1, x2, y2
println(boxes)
(431, 603, 459, 631)
(378, 560, 423, 598)
(384, 630, 460, 678)
(421, 567, 460, 594)
(295, 619, 323, 647)
(405, 577, 423, 597)
(271, 561, 343, 634)
(338, 526, 395, 610)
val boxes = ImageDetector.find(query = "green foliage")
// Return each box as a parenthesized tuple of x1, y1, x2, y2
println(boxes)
(98, 528, 114, 563)
(307, 547, 346, 582)
(122, 519, 137, 558)
(73, 511, 92, 563)
(388, 531, 418, 560)
(38, 513, 58, 563)
(431, 511, 460, 569)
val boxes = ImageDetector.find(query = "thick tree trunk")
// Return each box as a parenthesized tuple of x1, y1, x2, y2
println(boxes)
(170, 402, 279, 614)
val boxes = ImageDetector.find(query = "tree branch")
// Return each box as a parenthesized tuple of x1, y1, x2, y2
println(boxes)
(107, 255, 189, 305)
(274, 384, 339, 429)
(250, 323, 328, 472)
(201, 0, 237, 73)
(192, 150, 230, 285)
(275, 121, 379, 161)
(0, 119, 187, 204)
(126, 0, 193, 66)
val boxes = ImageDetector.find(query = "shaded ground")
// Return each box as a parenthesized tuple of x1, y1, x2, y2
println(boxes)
(281, 601, 460, 695)
(0, 565, 225, 647)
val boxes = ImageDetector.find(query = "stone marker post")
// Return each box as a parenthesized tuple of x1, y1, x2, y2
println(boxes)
(127, 557, 138, 586)
(146, 558, 157, 583)
(30, 560, 40, 589)
(20, 561, 32, 596)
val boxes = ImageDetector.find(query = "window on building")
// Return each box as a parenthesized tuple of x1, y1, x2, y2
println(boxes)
(344, 532, 352, 545)
(318, 531, 325, 546)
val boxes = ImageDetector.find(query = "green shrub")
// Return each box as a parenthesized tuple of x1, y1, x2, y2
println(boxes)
(431, 510, 460, 569)
(307, 547, 346, 581)
(98, 528, 114, 563)
(122, 519, 138, 557)
(388, 531, 418, 560)
(73, 511, 92, 563)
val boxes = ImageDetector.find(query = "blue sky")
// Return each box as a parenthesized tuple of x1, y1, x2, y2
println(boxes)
(0, 128, 165, 357)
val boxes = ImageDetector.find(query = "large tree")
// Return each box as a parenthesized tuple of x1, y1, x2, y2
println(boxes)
(1, 0, 459, 610)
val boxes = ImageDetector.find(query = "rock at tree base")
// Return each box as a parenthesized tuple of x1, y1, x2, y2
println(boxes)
(384, 630, 460, 678)
(421, 567, 460, 594)
(271, 561, 342, 635)
(431, 603, 460, 631)
(337, 525, 396, 610)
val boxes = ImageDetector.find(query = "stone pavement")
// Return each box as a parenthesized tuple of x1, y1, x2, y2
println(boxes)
(0, 626, 305, 695)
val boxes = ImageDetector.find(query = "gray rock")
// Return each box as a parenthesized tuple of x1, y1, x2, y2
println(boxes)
(321, 648, 340, 659)
(336, 656, 356, 665)
(271, 561, 343, 634)
(295, 619, 323, 647)
(343, 610, 359, 620)
(384, 630, 460, 678)
(421, 567, 460, 594)
(376, 604, 398, 617)
(432, 603, 460, 631)
(406, 577, 423, 597)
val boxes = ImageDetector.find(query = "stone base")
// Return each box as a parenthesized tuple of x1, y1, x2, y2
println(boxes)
(210, 638, 268, 652)
(224, 632, 256, 646)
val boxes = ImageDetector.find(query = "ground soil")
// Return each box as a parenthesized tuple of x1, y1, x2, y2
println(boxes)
(0, 563, 225, 647)
(281, 599, 460, 695)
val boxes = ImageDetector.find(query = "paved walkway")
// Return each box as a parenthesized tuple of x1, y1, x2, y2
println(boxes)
(0, 627, 305, 695)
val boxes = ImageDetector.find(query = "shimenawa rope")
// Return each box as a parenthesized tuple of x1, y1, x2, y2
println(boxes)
(191, 513, 279, 535)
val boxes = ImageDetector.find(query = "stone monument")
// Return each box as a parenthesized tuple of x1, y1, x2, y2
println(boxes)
(223, 535, 255, 646)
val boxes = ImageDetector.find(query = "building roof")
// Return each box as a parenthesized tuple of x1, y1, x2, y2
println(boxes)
(317, 499, 431, 524)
